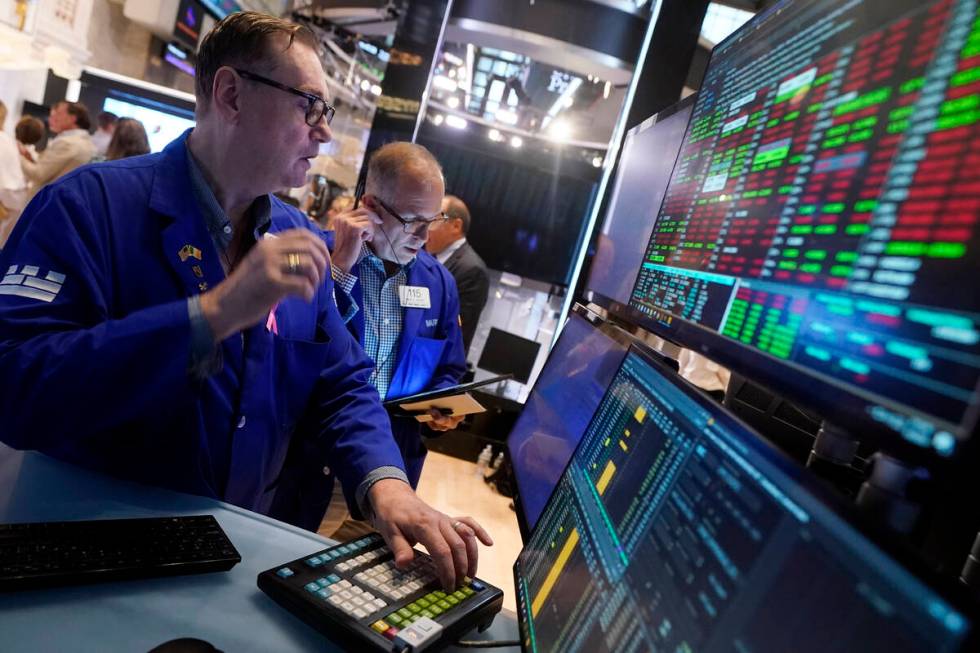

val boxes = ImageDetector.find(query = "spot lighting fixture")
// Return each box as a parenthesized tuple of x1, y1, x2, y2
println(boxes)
(370, 84, 382, 96)
(445, 114, 468, 129)
(432, 114, 444, 126)
(495, 108, 518, 125)
(510, 136, 523, 148)
(603, 81, 611, 99)
(488, 128, 502, 142)
(360, 79, 371, 92)
(592, 156, 603, 168)
(562, 96, 574, 109)
(447, 96, 460, 109)
(548, 120, 572, 142)
(433, 75, 458, 92)
(448, 68, 456, 78)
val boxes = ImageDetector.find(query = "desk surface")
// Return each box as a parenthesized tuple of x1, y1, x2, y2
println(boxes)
(0, 444, 518, 652)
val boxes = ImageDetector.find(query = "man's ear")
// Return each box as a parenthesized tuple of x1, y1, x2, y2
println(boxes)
(211, 67, 243, 125)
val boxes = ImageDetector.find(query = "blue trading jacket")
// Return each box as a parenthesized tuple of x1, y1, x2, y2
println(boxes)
(338, 250, 467, 487)
(0, 134, 405, 523)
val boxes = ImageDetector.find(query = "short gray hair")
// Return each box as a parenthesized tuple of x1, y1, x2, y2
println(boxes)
(365, 142, 444, 202)
(442, 195, 471, 234)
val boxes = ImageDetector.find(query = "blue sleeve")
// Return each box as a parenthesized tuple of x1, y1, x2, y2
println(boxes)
(307, 236, 407, 520)
(0, 185, 195, 451)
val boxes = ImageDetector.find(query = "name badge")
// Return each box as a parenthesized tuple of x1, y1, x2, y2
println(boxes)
(399, 285, 431, 309)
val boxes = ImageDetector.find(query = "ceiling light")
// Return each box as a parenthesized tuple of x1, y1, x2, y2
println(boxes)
(549, 120, 572, 142)
(445, 114, 468, 129)
(370, 84, 382, 96)
(495, 108, 518, 125)
(447, 96, 460, 109)
(510, 136, 523, 148)
(563, 96, 574, 109)
(488, 128, 502, 141)
(360, 79, 371, 92)
(432, 114, 444, 126)
(603, 81, 611, 99)
(448, 68, 456, 78)
(592, 156, 603, 168)
(433, 75, 457, 92)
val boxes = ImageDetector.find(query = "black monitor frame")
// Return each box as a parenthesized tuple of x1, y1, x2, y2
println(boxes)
(612, 0, 980, 462)
(513, 342, 980, 652)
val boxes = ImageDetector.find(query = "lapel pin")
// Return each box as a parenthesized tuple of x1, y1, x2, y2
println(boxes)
(178, 244, 203, 262)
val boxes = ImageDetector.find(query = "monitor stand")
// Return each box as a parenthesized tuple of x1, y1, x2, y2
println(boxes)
(806, 421, 865, 496)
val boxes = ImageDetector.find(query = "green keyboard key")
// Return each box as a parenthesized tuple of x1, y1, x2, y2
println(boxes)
(417, 598, 431, 608)
(397, 607, 413, 619)
(407, 603, 422, 614)
(387, 613, 404, 626)
(461, 586, 475, 597)
(437, 599, 451, 610)
(420, 610, 435, 619)
(429, 604, 444, 616)
(452, 590, 467, 601)
(446, 595, 460, 606)
(433, 591, 447, 599)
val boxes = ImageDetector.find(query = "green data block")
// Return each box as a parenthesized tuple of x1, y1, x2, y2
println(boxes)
(886, 241, 928, 256)
(853, 200, 877, 213)
(814, 225, 837, 234)
(830, 265, 853, 277)
(835, 251, 858, 262)
(937, 110, 980, 130)
(846, 224, 870, 235)
(784, 111, 800, 122)
(782, 249, 799, 258)
(805, 250, 827, 260)
(900, 77, 924, 94)
(833, 87, 892, 116)
(754, 146, 790, 166)
(823, 203, 846, 213)
(927, 242, 966, 258)
(800, 263, 822, 273)
(889, 106, 915, 121)
(940, 94, 980, 115)
(951, 66, 980, 88)
(790, 225, 813, 234)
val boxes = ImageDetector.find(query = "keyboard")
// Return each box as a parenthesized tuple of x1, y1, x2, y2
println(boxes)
(0, 515, 241, 591)
(258, 532, 503, 652)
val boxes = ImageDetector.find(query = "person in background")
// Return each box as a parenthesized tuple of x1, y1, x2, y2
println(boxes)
(105, 117, 150, 161)
(281, 141, 467, 540)
(324, 193, 354, 230)
(426, 195, 490, 351)
(0, 11, 488, 590)
(14, 117, 44, 163)
(0, 101, 29, 248)
(91, 111, 118, 156)
(19, 101, 95, 195)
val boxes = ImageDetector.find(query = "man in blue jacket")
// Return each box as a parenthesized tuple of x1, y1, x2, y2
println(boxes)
(0, 12, 489, 590)
(296, 142, 467, 538)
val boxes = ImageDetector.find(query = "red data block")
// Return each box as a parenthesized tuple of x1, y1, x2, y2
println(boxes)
(953, 181, 980, 195)
(862, 344, 885, 357)
(898, 214, 937, 226)
(940, 214, 979, 225)
(867, 313, 901, 327)
(826, 277, 847, 289)
(892, 228, 931, 239)
(934, 228, 971, 241)
(907, 185, 948, 199)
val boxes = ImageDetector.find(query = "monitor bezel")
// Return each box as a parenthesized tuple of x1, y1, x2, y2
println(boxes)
(512, 341, 980, 652)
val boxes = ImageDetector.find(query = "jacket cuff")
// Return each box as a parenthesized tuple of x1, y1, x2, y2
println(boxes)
(355, 466, 410, 521)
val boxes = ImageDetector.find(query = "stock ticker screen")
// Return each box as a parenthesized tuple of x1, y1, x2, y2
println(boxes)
(514, 350, 971, 653)
(628, 0, 980, 444)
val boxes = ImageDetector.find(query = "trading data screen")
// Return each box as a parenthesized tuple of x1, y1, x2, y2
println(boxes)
(628, 0, 980, 446)
(588, 98, 695, 305)
(515, 350, 970, 653)
(508, 313, 628, 533)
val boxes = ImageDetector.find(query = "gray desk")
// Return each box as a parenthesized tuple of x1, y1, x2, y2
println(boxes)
(0, 444, 519, 652)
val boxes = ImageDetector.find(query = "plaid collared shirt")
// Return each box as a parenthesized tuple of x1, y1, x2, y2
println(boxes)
(333, 244, 416, 400)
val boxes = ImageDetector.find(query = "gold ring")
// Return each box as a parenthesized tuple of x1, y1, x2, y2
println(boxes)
(452, 520, 464, 532)
(285, 252, 301, 274)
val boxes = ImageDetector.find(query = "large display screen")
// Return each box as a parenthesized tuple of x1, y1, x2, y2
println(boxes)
(507, 312, 628, 535)
(587, 96, 695, 305)
(627, 0, 980, 454)
(103, 95, 196, 154)
(514, 348, 972, 652)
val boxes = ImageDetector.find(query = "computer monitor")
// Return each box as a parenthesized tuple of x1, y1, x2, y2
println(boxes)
(102, 94, 195, 154)
(477, 328, 542, 384)
(587, 95, 696, 309)
(513, 346, 976, 652)
(626, 0, 980, 457)
(506, 309, 629, 538)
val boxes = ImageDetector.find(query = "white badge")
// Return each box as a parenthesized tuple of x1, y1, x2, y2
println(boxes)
(399, 285, 431, 309)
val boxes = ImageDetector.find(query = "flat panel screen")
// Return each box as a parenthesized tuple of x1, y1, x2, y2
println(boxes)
(507, 312, 628, 534)
(478, 328, 542, 384)
(102, 95, 195, 154)
(626, 0, 980, 455)
(514, 348, 973, 652)
(587, 96, 695, 305)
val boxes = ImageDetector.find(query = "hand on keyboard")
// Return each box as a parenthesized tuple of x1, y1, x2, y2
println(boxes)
(366, 479, 493, 591)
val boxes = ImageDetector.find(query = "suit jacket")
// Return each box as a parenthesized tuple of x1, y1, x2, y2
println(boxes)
(21, 129, 96, 195)
(442, 241, 490, 351)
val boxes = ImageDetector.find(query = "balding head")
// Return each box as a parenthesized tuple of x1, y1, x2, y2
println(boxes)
(365, 141, 444, 202)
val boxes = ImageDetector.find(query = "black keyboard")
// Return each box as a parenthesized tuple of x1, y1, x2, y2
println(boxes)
(0, 515, 241, 591)
(258, 532, 503, 652)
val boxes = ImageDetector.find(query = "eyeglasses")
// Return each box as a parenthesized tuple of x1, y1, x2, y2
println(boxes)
(374, 197, 448, 234)
(234, 68, 336, 127)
